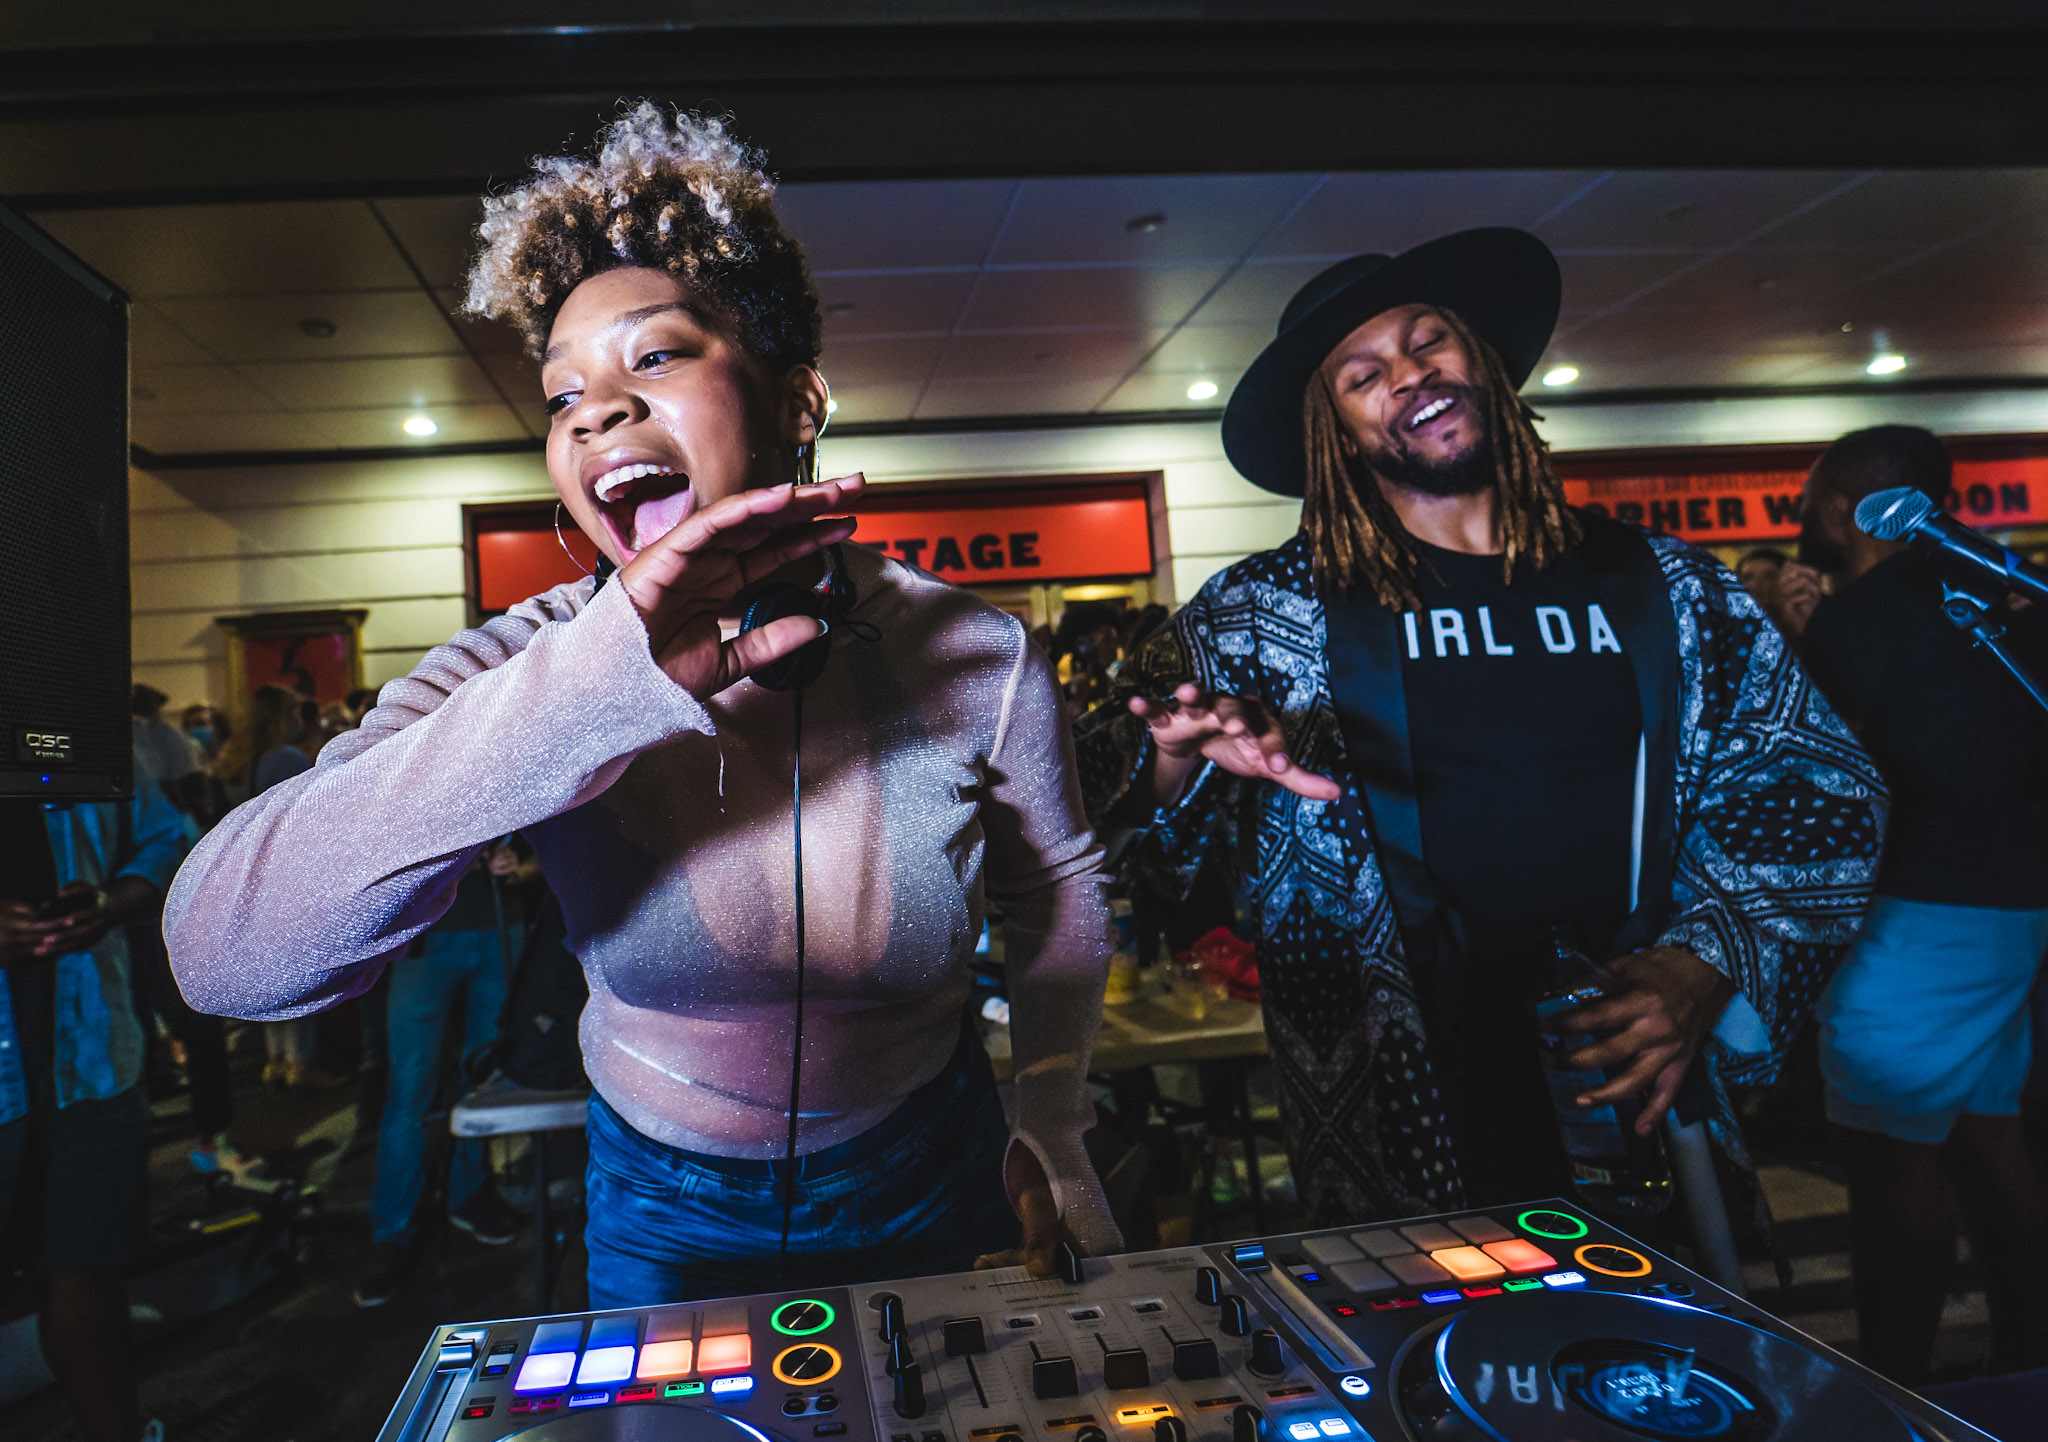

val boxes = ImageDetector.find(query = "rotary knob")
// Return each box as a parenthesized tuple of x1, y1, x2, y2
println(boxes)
(1194, 1266, 1222, 1305)
(892, 1361, 926, 1419)
(1248, 1329, 1285, 1377)
(1153, 1419, 1188, 1442)
(1077, 1429, 1107, 1442)
(1219, 1294, 1251, 1337)
(1231, 1404, 1266, 1442)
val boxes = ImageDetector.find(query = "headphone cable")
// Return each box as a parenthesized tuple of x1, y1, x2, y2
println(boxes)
(778, 688, 807, 1270)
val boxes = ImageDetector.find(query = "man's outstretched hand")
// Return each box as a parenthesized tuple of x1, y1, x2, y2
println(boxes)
(1129, 683, 1341, 806)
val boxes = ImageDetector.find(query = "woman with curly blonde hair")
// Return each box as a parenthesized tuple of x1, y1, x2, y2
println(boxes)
(166, 103, 1120, 1307)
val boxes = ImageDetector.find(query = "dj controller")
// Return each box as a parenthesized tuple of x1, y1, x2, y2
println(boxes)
(374, 1199, 1994, 1442)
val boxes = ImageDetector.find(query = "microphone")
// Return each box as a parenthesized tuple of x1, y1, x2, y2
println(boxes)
(1854, 487, 2048, 604)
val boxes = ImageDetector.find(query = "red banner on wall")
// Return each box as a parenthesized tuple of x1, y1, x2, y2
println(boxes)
(1558, 436, 2048, 545)
(845, 479, 1153, 584)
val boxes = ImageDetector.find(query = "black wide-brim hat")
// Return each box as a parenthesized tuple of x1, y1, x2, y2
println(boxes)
(1221, 227, 1561, 497)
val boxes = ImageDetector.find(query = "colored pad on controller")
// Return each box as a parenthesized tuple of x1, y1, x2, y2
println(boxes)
(1329, 1260, 1397, 1295)
(1301, 1235, 1364, 1267)
(578, 1346, 636, 1386)
(515, 1352, 577, 1393)
(1347, 1229, 1413, 1259)
(1448, 1215, 1514, 1245)
(1384, 1253, 1453, 1287)
(1397, 1223, 1465, 1252)
(1480, 1240, 1557, 1274)
(637, 1340, 695, 1381)
(1428, 1247, 1506, 1282)
(698, 1334, 752, 1374)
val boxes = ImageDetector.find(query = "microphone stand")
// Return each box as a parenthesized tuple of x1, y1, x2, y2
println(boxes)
(1939, 578, 2048, 718)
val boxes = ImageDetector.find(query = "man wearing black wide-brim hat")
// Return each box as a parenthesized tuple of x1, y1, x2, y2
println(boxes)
(1076, 228, 1887, 1219)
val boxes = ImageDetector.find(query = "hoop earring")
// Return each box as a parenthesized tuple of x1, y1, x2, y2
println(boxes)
(554, 502, 594, 578)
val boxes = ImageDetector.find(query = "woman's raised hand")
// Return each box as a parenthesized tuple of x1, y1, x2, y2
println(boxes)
(617, 473, 865, 698)
(1129, 682, 1342, 803)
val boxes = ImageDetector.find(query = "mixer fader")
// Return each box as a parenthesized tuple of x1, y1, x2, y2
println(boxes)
(376, 1199, 1995, 1442)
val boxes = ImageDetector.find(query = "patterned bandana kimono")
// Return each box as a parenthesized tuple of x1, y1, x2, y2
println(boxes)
(1076, 515, 1887, 1224)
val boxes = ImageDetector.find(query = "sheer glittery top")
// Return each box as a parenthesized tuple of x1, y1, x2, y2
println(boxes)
(164, 545, 1121, 1252)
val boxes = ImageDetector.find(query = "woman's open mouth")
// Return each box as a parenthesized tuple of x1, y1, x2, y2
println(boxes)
(591, 461, 695, 556)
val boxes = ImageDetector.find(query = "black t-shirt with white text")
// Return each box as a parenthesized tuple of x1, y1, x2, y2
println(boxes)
(1386, 538, 1643, 1200)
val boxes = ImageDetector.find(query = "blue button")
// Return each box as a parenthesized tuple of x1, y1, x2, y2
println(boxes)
(1297, 1271, 1322, 1285)
(1233, 1243, 1269, 1269)
(1421, 1289, 1462, 1305)
(569, 1392, 611, 1409)
(710, 1376, 756, 1397)
(1338, 1376, 1371, 1399)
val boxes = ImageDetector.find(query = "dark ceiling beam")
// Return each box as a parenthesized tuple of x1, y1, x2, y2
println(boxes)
(7, 18, 2048, 207)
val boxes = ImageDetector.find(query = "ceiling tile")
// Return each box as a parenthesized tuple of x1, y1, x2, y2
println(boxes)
(35, 200, 415, 298)
(309, 403, 532, 449)
(438, 286, 531, 356)
(1186, 260, 1328, 328)
(1098, 372, 1237, 413)
(254, 354, 504, 410)
(815, 272, 977, 336)
(479, 351, 546, 416)
(132, 411, 349, 454)
(1780, 345, 2048, 387)
(1535, 171, 1866, 251)
(913, 377, 1116, 420)
(1536, 349, 1835, 392)
(820, 335, 949, 388)
(1256, 171, 1604, 260)
(154, 290, 460, 362)
(132, 365, 280, 415)
(1587, 248, 1867, 325)
(820, 383, 924, 429)
(374, 196, 484, 289)
(131, 302, 218, 366)
(779, 180, 1016, 272)
(1144, 323, 1271, 376)
(1553, 250, 1710, 317)
(1753, 170, 2048, 255)
(934, 329, 1164, 382)
(959, 265, 1223, 331)
(990, 175, 1319, 266)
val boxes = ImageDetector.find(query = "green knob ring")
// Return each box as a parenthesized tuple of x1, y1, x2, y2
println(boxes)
(1516, 1208, 1590, 1241)
(771, 1299, 837, 1336)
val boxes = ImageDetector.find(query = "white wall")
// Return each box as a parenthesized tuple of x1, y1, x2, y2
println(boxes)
(131, 384, 2048, 706)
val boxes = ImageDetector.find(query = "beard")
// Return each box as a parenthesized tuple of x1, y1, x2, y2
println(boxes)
(1366, 417, 1496, 499)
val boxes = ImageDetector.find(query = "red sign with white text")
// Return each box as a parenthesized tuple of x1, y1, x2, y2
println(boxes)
(1559, 436, 2048, 544)
(844, 479, 1154, 583)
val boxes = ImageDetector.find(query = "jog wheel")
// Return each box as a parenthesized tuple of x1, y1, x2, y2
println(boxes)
(506, 1407, 796, 1442)
(1391, 1289, 1919, 1442)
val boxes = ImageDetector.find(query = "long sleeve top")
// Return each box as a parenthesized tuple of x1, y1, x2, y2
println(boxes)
(164, 545, 1121, 1251)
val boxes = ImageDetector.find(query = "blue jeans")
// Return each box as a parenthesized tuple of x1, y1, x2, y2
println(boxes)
(584, 1022, 1014, 1309)
(369, 929, 509, 1244)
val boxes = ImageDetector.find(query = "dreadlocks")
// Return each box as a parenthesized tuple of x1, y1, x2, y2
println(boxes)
(1300, 307, 1581, 611)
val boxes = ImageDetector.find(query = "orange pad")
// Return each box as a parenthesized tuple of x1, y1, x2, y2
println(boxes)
(636, 1340, 696, 1380)
(1480, 1239, 1557, 1274)
(1429, 1246, 1507, 1282)
(697, 1334, 752, 1375)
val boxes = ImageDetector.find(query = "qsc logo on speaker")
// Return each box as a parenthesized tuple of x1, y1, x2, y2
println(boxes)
(15, 727, 75, 764)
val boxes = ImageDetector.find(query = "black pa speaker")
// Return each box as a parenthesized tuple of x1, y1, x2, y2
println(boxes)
(0, 200, 131, 800)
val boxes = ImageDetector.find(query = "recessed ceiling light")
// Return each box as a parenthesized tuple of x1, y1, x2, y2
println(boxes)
(1839, 321, 1856, 334)
(1866, 353, 1907, 377)
(1126, 212, 1167, 234)
(1541, 365, 1580, 388)
(298, 317, 337, 339)
(825, 397, 839, 415)
(402, 414, 438, 437)
(1186, 379, 1219, 402)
